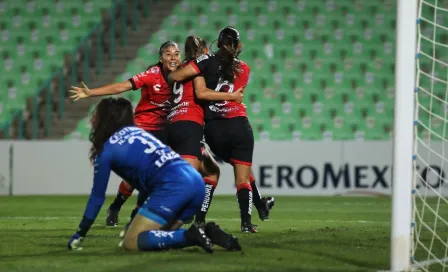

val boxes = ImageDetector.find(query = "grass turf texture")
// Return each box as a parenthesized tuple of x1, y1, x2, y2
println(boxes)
(0, 196, 446, 272)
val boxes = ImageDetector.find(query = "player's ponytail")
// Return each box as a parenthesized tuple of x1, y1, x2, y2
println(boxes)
(89, 98, 134, 162)
(217, 36, 241, 83)
(216, 27, 242, 83)
(184, 36, 207, 63)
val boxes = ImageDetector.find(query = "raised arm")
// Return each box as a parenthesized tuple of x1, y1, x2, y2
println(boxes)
(193, 76, 243, 103)
(69, 81, 133, 101)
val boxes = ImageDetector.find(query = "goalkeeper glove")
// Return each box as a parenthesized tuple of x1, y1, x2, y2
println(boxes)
(68, 232, 85, 251)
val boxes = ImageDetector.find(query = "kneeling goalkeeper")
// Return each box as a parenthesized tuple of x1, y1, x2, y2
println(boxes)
(67, 97, 241, 252)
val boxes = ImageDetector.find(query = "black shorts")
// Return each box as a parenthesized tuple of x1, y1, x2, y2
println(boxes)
(204, 116, 254, 166)
(166, 121, 204, 159)
(147, 129, 168, 145)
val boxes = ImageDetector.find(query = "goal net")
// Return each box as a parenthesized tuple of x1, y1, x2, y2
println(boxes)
(412, 0, 448, 270)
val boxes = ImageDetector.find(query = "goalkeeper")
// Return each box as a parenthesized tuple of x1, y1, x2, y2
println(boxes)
(68, 97, 241, 252)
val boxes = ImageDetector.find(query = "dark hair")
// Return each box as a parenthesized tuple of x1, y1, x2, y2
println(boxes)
(184, 36, 207, 63)
(216, 26, 242, 83)
(147, 40, 179, 70)
(89, 97, 134, 162)
(159, 40, 178, 57)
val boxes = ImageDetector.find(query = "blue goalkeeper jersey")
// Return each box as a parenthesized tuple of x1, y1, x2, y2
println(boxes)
(82, 126, 187, 223)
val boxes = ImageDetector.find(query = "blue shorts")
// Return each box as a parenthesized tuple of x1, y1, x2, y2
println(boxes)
(138, 163, 205, 226)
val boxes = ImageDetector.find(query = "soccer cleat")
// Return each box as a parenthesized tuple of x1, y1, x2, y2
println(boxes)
(184, 222, 213, 253)
(106, 208, 119, 227)
(257, 196, 275, 221)
(241, 222, 258, 233)
(205, 222, 242, 251)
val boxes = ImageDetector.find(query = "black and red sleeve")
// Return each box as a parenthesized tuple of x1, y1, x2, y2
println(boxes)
(191, 54, 212, 74)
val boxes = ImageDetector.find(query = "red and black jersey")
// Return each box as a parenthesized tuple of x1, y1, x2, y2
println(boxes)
(167, 60, 204, 125)
(190, 54, 250, 121)
(128, 64, 171, 131)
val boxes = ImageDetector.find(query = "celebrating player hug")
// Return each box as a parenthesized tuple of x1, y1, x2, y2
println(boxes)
(4, 0, 420, 269)
(68, 26, 274, 252)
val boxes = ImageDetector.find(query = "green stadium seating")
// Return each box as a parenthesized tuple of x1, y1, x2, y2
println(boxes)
(1, 0, 115, 127)
(64, 0, 407, 141)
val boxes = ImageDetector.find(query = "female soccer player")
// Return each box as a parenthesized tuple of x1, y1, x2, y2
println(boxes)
(69, 41, 182, 227)
(168, 27, 271, 233)
(67, 97, 241, 252)
(167, 35, 244, 225)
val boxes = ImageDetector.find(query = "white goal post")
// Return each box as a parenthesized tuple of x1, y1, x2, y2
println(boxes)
(391, 0, 417, 271)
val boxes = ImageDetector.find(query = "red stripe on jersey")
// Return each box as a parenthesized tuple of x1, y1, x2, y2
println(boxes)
(168, 60, 204, 125)
(190, 62, 200, 73)
(130, 64, 171, 131)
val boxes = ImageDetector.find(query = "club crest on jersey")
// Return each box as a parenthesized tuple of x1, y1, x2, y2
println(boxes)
(150, 66, 160, 74)
(153, 84, 161, 92)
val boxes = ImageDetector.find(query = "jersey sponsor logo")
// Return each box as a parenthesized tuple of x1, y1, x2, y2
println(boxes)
(208, 104, 239, 113)
(132, 75, 140, 83)
(201, 184, 213, 212)
(167, 101, 189, 119)
(153, 84, 161, 92)
(196, 54, 209, 63)
(167, 109, 185, 120)
(132, 70, 151, 84)
(248, 191, 253, 215)
(150, 66, 160, 74)
(150, 100, 170, 108)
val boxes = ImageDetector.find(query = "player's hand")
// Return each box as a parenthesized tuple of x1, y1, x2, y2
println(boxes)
(68, 232, 85, 251)
(230, 87, 244, 103)
(69, 82, 91, 101)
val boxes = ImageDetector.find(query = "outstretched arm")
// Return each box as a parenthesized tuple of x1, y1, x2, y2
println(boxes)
(69, 81, 133, 101)
(68, 155, 112, 250)
(193, 76, 243, 103)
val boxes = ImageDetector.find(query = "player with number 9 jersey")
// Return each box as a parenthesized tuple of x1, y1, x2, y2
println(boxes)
(168, 27, 259, 233)
(167, 36, 243, 165)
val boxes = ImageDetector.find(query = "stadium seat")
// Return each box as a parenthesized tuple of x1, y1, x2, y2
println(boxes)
(0, 0, 116, 127)
(66, 0, 400, 141)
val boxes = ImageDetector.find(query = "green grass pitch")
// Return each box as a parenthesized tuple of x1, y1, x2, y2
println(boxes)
(0, 195, 445, 272)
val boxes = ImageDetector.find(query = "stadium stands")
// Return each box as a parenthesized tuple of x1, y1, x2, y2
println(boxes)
(0, 0, 115, 128)
(4, 0, 441, 141)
